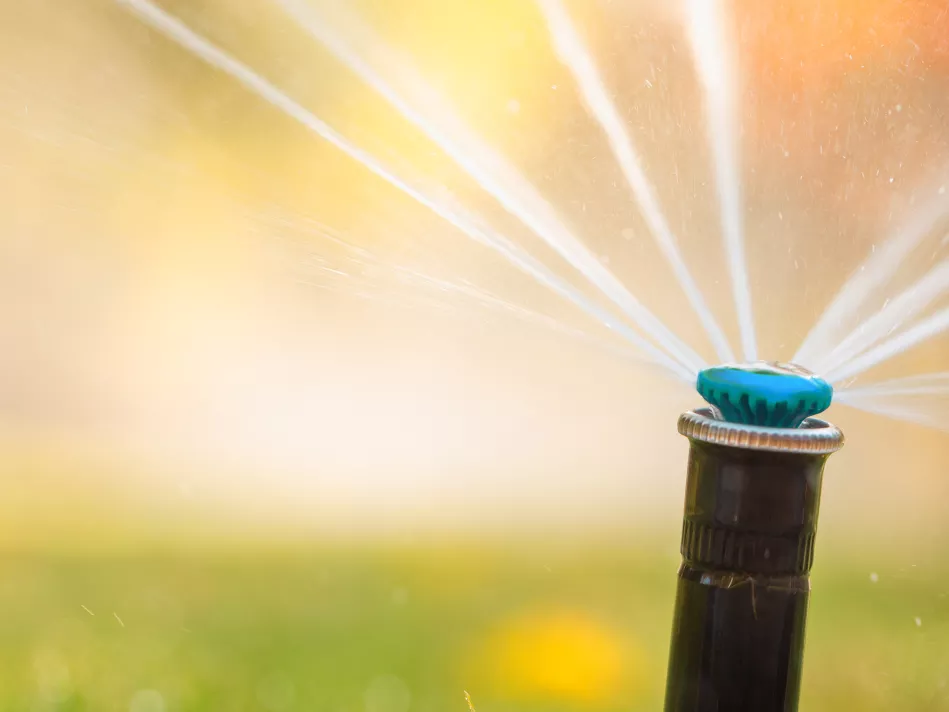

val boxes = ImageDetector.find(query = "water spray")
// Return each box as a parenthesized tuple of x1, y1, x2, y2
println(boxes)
(665, 362, 843, 712)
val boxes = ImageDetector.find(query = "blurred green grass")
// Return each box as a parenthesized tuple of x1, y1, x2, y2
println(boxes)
(2, 546, 948, 711)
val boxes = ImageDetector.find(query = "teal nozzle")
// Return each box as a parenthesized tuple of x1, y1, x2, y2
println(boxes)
(696, 361, 833, 428)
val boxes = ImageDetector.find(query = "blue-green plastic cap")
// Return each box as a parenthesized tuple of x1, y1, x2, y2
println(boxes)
(696, 361, 833, 428)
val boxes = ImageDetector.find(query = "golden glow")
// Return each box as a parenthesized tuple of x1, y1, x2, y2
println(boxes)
(2, 0, 949, 547)
(478, 608, 641, 704)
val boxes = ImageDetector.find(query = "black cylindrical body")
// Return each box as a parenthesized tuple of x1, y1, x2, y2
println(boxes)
(664, 434, 831, 712)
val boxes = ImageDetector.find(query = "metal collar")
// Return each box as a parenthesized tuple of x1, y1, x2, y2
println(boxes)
(678, 407, 845, 454)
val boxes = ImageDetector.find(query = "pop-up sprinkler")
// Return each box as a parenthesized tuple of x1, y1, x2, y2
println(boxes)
(664, 362, 843, 712)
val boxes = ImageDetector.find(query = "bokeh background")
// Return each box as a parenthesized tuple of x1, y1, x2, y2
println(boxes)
(3, 0, 949, 710)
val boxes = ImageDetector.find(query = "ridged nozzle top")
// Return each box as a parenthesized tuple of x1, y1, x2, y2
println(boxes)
(697, 361, 833, 428)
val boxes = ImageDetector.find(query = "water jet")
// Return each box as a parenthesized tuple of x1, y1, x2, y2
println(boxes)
(665, 361, 843, 712)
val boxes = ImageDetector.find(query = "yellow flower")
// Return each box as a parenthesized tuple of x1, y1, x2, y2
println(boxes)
(480, 607, 644, 705)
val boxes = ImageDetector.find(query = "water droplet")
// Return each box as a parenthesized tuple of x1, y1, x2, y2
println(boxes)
(129, 690, 164, 712)
(257, 673, 295, 711)
(869, 572, 879, 583)
(915, 617, 923, 627)
(34, 651, 72, 703)
(365, 675, 411, 712)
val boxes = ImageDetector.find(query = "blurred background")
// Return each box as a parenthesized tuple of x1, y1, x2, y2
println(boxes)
(3, 0, 949, 710)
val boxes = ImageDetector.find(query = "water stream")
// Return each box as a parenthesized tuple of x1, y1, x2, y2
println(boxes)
(113, 0, 949, 432)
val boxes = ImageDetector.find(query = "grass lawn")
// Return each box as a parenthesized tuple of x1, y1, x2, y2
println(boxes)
(1, 545, 947, 711)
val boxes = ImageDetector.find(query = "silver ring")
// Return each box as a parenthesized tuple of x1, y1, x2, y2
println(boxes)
(678, 407, 845, 454)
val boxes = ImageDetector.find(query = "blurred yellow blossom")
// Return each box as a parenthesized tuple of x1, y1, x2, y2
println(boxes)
(478, 607, 646, 705)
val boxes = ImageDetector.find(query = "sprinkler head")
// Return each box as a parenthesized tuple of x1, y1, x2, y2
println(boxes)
(696, 361, 833, 428)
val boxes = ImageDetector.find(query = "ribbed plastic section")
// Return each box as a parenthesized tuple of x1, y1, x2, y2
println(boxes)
(680, 519, 817, 575)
